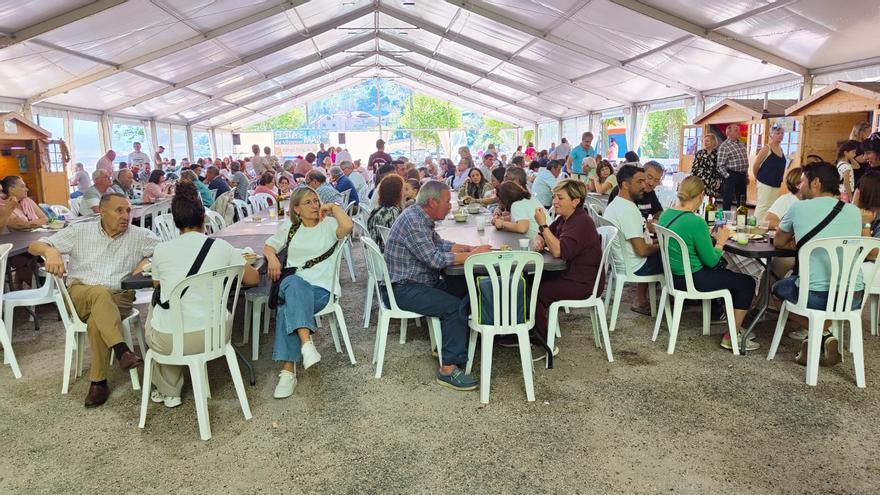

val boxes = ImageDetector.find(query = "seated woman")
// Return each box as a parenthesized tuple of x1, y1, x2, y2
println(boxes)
(264, 186, 352, 399)
(457, 168, 490, 205)
(657, 176, 757, 352)
(252, 171, 278, 196)
(492, 181, 545, 239)
(403, 178, 420, 207)
(0, 176, 49, 231)
(368, 175, 404, 251)
(588, 160, 617, 194)
(146, 181, 260, 407)
(142, 170, 170, 203)
(530, 179, 604, 359)
(277, 175, 292, 200)
(766, 167, 803, 279)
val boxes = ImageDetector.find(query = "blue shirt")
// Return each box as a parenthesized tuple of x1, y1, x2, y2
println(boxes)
(208, 176, 230, 195)
(384, 206, 454, 285)
(569, 144, 596, 174)
(532, 168, 558, 208)
(194, 179, 214, 207)
(780, 196, 862, 291)
(334, 175, 359, 205)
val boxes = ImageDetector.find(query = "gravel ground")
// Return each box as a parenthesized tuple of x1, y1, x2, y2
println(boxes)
(1, 244, 879, 494)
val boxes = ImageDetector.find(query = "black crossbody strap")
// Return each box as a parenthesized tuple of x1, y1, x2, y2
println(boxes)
(793, 200, 844, 276)
(156, 238, 215, 310)
(659, 210, 689, 229)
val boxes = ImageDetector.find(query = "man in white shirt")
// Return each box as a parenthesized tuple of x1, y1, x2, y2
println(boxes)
(95, 150, 116, 177)
(128, 142, 150, 171)
(552, 138, 571, 160)
(341, 159, 367, 200)
(602, 165, 662, 315)
(82, 169, 113, 214)
(250, 144, 267, 176)
(29, 193, 158, 407)
(532, 160, 563, 208)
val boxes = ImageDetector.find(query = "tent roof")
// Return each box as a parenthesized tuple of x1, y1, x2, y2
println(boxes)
(1, 0, 878, 129)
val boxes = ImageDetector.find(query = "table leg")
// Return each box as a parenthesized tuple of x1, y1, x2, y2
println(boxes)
(740, 256, 773, 355)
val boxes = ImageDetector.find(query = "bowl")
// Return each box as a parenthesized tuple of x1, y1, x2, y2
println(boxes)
(453, 213, 467, 223)
(48, 221, 64, 230)
(467, 204, 481, 214)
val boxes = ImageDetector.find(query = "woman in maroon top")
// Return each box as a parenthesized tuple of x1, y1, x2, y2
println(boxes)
(531, 179, 604, 351)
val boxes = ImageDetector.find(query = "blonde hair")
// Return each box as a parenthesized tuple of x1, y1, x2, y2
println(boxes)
(783, 166, 803, 194)
(287, 186, 319, 229)
(552, 179, 588, 207)
(676, 175, 705, 202)
(850, 122, 871, 141)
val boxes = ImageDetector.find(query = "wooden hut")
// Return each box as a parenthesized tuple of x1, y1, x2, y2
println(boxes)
(784, 81, 880, 169)
(0, 112, 69, 206)
(678, 98, 797, 203)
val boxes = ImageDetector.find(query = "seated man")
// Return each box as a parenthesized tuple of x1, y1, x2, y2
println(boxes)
(383, 181, 489, 391)
(329, 165, 359, 206)
(532, 160, 562, 209)
(180, 170, 214, 207)
(602, 165, 662, 315)
(109, 168, 136, 200)
(81, 169, 113, 214)
(607, 160, 665, 220)
(205, 166, 231, 195)
(29, 193, 159, 407)
(305, 169, 343, 205)
(773, 162, 862, 365)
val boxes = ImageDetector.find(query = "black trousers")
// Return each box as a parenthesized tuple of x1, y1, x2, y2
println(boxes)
(721, 170, 747, 211)
(673, 267, 756, 310)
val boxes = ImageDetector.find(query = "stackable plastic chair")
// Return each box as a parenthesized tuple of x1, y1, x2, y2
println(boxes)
(248, 193, 273, 212)
(314, 239, 357, 364)
(768, 237, 880, 387)
(545, 226, 616, 366)
(69, 197, 83, 216)
(362, 238, 441, 378)
(340, 201, 357, 282)
(232, 199, 251, 221)
(204, 210, 227, 235)
(352, 218, 378, 328)
(0, 244, 22, 378)
(152, 213, 179, 241)
(464, 251, 544, 404)
(49, 204, 72, 217)
(651, 225, 740, 355)
(594, 214, 663, 332)
(242, 279, 270, 361)
(138, 265, 251, 441)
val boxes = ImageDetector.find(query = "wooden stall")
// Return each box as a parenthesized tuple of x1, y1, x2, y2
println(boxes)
(678, 98, 797, 203)
(785, 81, 880, 169)
(0, 112, 69, 207)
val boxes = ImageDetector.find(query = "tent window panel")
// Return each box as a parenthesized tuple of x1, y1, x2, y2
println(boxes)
(72, 119, 101, 172)
(749, 123, 764, 155)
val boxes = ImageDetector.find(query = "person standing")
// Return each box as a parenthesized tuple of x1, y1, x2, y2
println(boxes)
(128, 142, 150, 171)
(153, 145, 165, 170)
(607, 137, 619, 162)
(315, 143, 329, 167)
(368, 139, 393, 169)
(95, 150, 116, 177)
(552, 137, 571, 161)
(716, 124, 749, 211)
(565, 132, 596, 180)
(752, 124, 787, 221)
(250, 144, 267, 176)
(691, 134, 720, 197)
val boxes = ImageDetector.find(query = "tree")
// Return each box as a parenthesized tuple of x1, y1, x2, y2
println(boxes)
(399, 94, 462, 149)
(523, 129, 535, 145)
(480, 117, 512, 149)
(641, 108, 688, 159)
(244, 108, 306, 131)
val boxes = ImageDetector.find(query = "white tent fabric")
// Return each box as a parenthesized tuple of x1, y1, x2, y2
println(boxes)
(1, 0, 878, 130)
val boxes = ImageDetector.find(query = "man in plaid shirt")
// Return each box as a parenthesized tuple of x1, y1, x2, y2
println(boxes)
(716, 124, 749, 210)
(384, 181, 489, 391)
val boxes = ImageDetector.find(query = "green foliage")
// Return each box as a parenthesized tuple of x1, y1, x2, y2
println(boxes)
(399, 94, 462, 148)
(244, 108, 306, 131)
(641, 108, 688, 159)
(480, 117, 512, 148)
(523, 129, 535, 145)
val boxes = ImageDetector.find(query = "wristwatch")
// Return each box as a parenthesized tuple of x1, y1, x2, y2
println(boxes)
(538, 224, 548, 234)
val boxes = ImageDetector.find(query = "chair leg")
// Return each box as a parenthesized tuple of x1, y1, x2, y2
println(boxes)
(849, 316, 866, 388)
(465, 329, 478, 375)
(480, 332, 495, 404)
(374, 316, 390, 378)
(399, 319, 408, 344)
(327, 314, 342, 353)
(251, 302, 261, 361)
(546, 304, 560, 368)
(701, 300, 711, 336)
(62, 333, 74, 394)
(723, 296, 739, 356)
(870, 294, 879, 336)
(516, 331, 535, 402)
(805, 317, 824, 386)
(138, 353, 153, 429)
(188, 364, 212, 441)
(666, 297, 684, 355)
(242, 299, 252, 345)
(262, 305, 271, 335)
(202, 363, 211, 399)
(648, 282, 657, 317)
(428, 318, 442, 365)
(363, 278, 374, 328)
(767, 305, 789, 360)
(609, 280, 625, 332)
(0, 321, 21, 378)
(651, 288, 668, 342)
(344, 244, 356, 282)
(596, 301, 613, 362)
(334, 306, 356, 365)
(225, 346, 253, 419)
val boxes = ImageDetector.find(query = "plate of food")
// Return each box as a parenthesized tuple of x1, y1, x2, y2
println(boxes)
(239, 247, 259, 264)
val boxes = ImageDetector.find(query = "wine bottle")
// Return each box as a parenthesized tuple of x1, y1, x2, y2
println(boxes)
(705, 196, 716, 226)
(277, 195, 284, 217)
(736, 195, 748, 227)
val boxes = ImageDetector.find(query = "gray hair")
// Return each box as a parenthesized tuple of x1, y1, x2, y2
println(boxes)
(283, 160, 295, 171)
(338, 160, 353, 170)
(306, 169, 327, 184)
(416, 180, 448, 207)
(92, 169, 109, 181)
(99, 192, 126, 207)
(329, 166, 343, 178)
(231, 161, 241, 172)
(644, 160, 665, 174)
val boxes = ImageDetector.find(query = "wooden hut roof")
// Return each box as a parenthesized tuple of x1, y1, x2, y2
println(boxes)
(786, 81, 880, 116)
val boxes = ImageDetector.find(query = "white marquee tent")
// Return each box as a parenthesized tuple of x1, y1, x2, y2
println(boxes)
(1, 0, 879, 158)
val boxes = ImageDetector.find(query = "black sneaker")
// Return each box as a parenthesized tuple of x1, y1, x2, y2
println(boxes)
(711, 311, 727, 325)
(435, 368, 478, 391)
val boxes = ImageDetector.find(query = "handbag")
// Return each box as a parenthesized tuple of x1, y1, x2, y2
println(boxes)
(151, 238, 215, 309)
(267, 222, 338, 310)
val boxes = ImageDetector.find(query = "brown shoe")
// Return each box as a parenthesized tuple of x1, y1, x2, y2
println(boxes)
(117, 351, 143, 371)
(821, 335, 841, 367)
(84, 382, 109, 408)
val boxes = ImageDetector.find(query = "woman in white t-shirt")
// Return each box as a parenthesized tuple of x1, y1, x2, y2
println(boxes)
(264, 186, 352, 399)
(147, 182, 260, 407)
(836, 139, 860, 202)
(765, 167, 803, 280)
(492, 181, 546, 239)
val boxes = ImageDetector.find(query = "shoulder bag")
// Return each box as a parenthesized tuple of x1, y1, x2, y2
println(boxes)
(791, 200, 844, 276)
(151, 238, 215, 309)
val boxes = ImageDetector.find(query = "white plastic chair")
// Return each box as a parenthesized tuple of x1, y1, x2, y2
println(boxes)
(353, 218, 378, 328)
(767, 237, 880, 387)
(464, 251, 544, 404)
(376, 226, 391, 245)
(152, 213, 179, 241)
(0, 244, 22, 378)
(3, 268, 65, 350)
(339, 201, 357, 282)
(204, 210, 227, 235)
(248, 193, 272, 212)
(545, 226, 616, 366)
(651, 224, 740, 355)
(138, 265, 251, 441)
(242, 279, 270, 361)
(362, 237, 441, 378)
(233, 199, 251, 221)
(69, 197, 83, 216)
(594, 214, 663, 332)
(49, 204, 72, 217)
(53, 275, 141, 393)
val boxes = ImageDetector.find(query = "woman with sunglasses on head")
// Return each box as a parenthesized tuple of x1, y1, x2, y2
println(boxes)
(752, 124, 787, 222)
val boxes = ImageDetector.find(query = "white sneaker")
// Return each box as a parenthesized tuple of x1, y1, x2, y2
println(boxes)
(150, 389, 182, 408)
(301, 341, 322, 369)
(273, 370, 297, 399)
(787, 328, 808, 341)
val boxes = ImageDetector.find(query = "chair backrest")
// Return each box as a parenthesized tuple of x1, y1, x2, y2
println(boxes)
(155, 199, 172, 216)
(50, 205, 72, 217)
(0, 244, 10, 318)
(249, 193, 275, 211)
(69, 197, 82, 216)
(352, 217, 369, 238)
(595, 214, 642, 277)
(672, 172, 688, 189)
(153, 213, 179, 241)
(340, 188, 350, 205)
(594, 225, 618, 295)
(586, 196, 605, 216)
(654, 224, 698, 294)
(795, 236, 880, 315)
(587, 203, 603, 224)
(208, 188, 217, 201)
(345, 201, 357, 217)
(362, 237, 403, 313)
(232, 199, 251, 221)
(463, 251, 544, 332)
(204, 210, 227, 235)
(326, 238, 348, 297)
(376, 226, 391, 245)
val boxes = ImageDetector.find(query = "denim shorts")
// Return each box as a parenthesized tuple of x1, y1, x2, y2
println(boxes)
(772, 276, 863, 311)
(634, 252, 663, 276)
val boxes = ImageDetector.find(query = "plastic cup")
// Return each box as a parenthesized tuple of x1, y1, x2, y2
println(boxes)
(479, 235, 489, 246)
(518, 238, 530, 250)
(476, 216, 486, 232)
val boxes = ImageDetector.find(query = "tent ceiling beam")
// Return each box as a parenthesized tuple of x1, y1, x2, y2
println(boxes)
(443, 0, 701, 96)
(26, 0, 315, 104)
(105, 6, 373, 114)
(0, 0, 127, 49)
(378, 5, 630, 105)
(608, 0, 809, 76)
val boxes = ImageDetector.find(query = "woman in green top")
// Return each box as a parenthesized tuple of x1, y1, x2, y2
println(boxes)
(657, 176, 757, 352)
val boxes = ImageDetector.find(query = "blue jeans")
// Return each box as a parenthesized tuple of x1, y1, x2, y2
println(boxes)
(70, 191, 83, 199)
(272, 274, 330, 363)
(772, 276, 863, 311)
(634, 252, 663, 276)
(390, 279, 469, 366)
